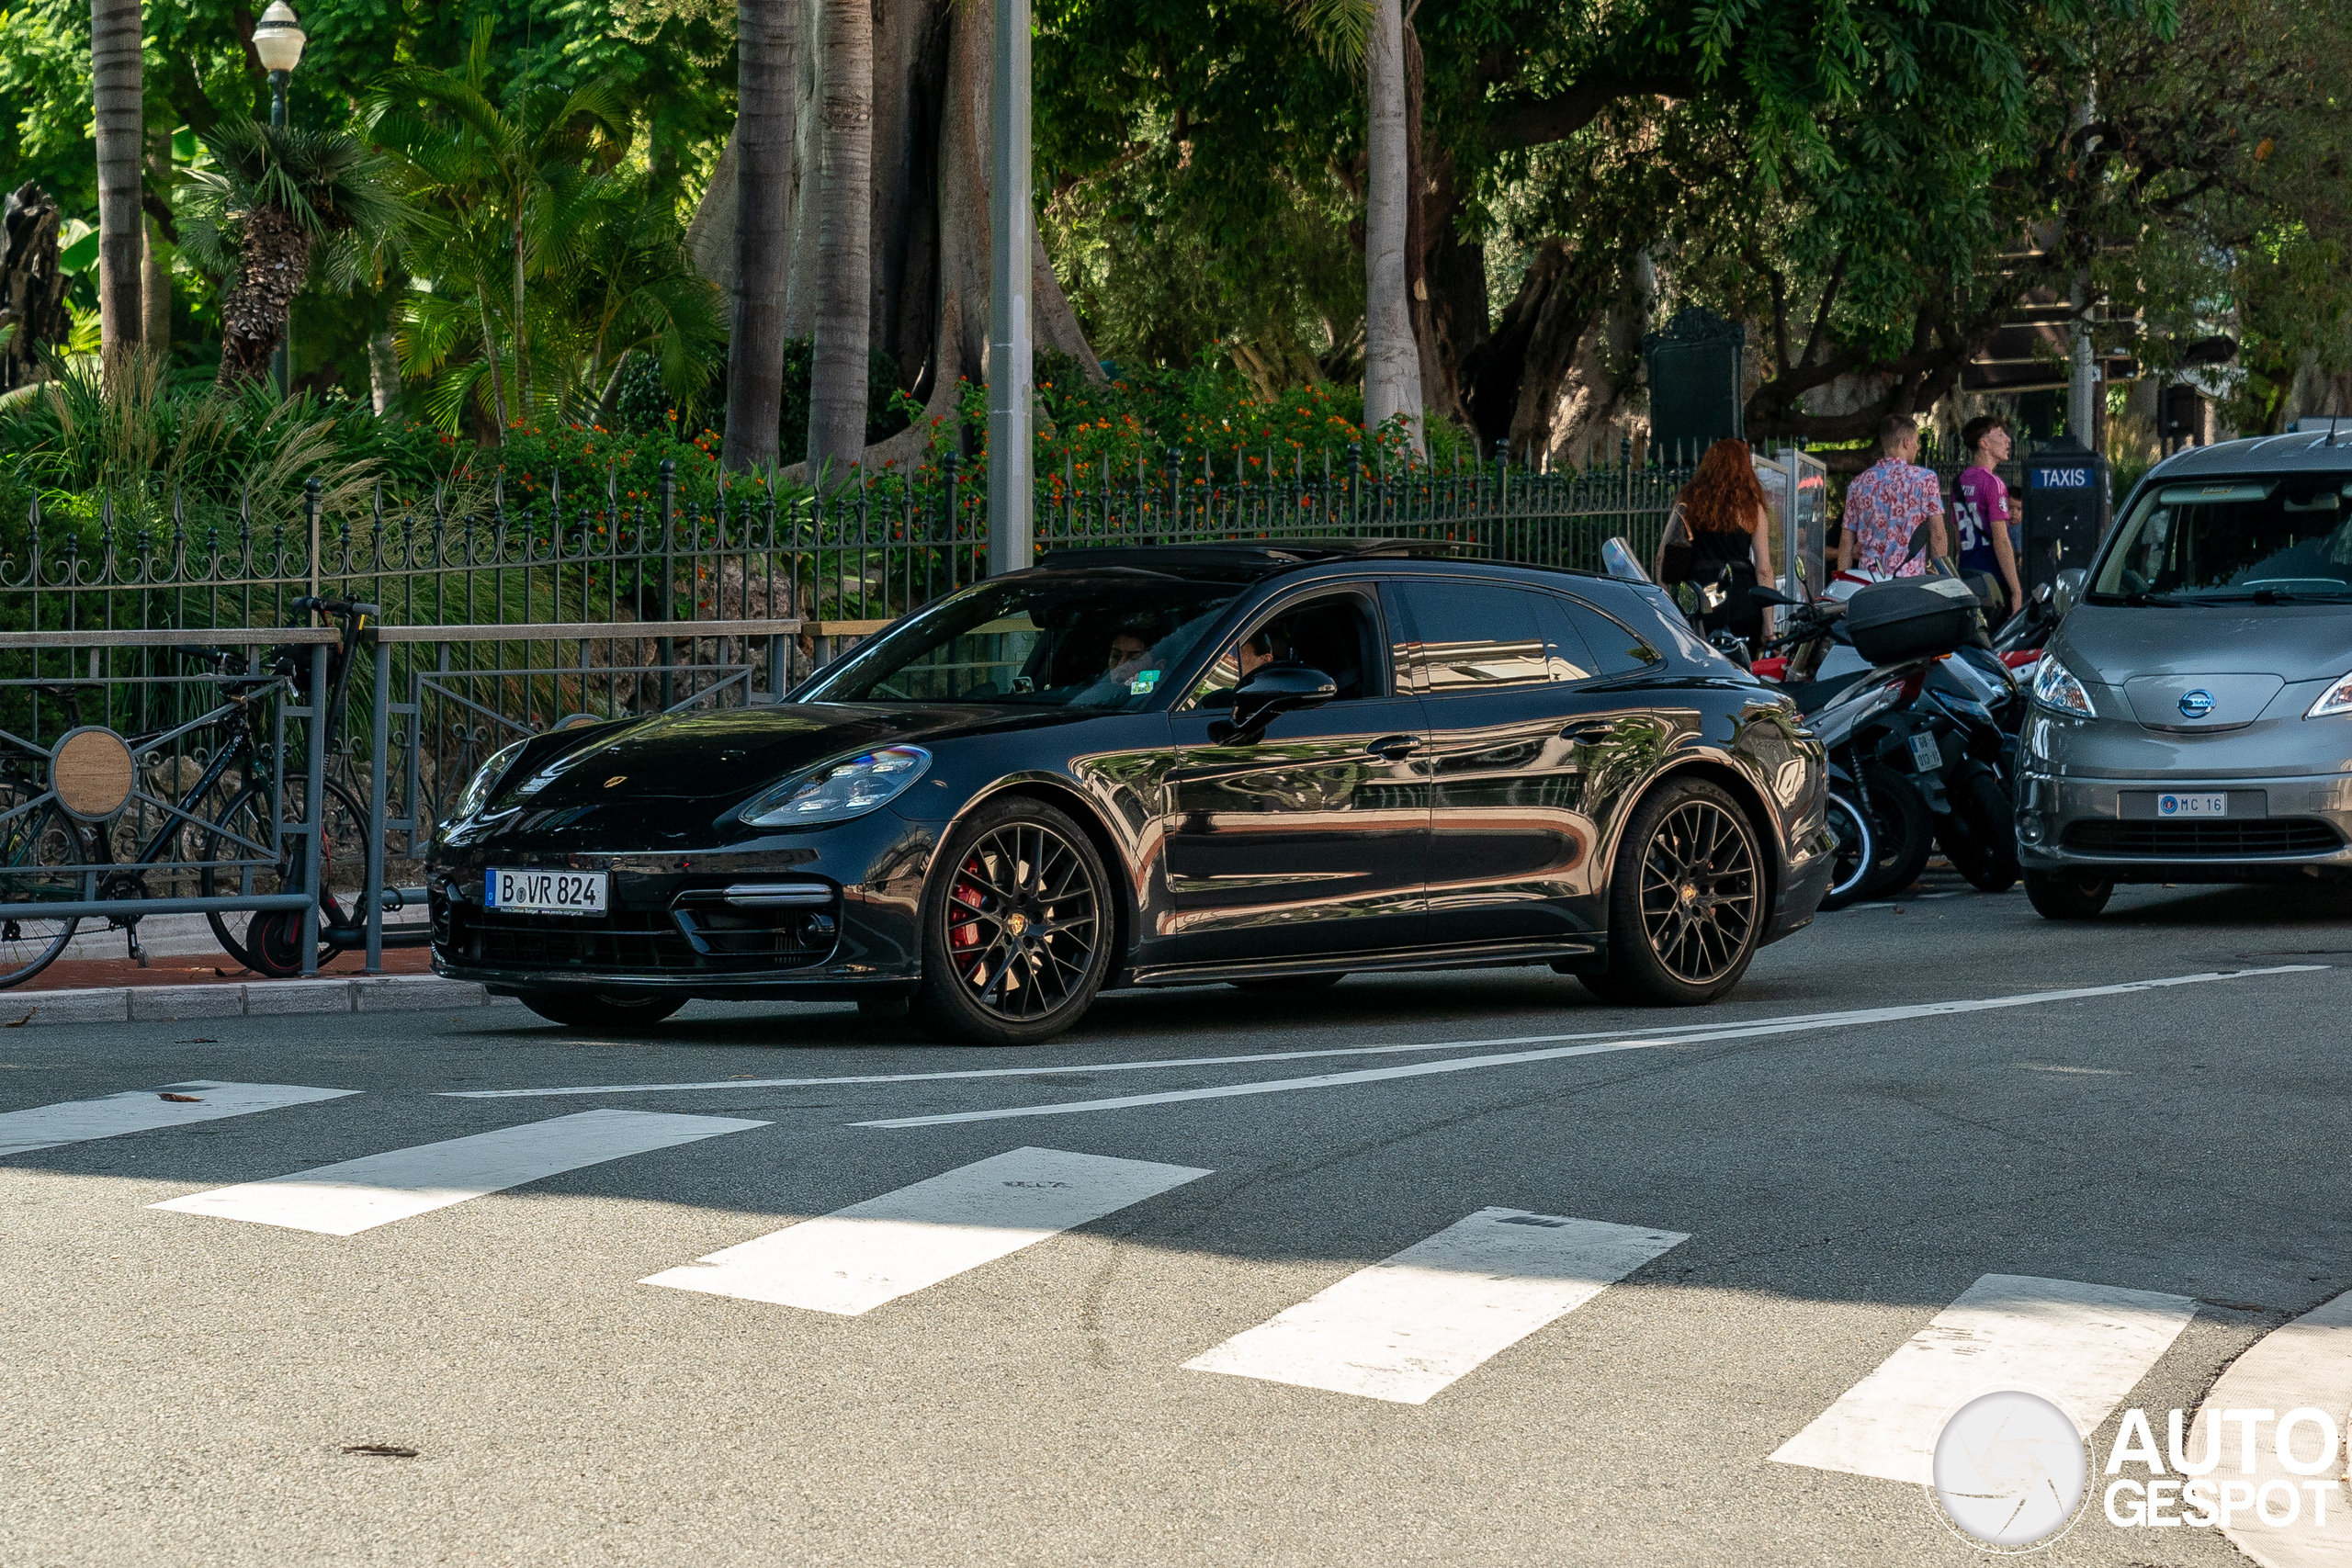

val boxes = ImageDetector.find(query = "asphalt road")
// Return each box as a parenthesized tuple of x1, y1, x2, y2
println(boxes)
(6, 873, 2352, 1566)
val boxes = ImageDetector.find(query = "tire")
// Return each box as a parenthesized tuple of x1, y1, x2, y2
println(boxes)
(2023, 869, 2113, 920)
(0, 790, 84, 989)
(517, 990, 687, 1029)
(1935, 768, 2019, 894)
(1229, 973, 1346, 992)
(1855, 763, 1932, 900)
(1578, 777, 1766, 1007)
(1815, 787, 1876, 912)
(199, 775, 368, 976)
(914, 795, 1114, 1045)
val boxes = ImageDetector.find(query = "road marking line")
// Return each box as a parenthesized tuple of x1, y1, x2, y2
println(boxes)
(0, 1081, 356, 1157)
(2186, 1290, 2352, 1568)
(147, 1109, 766, 1235)
(441, 1021, 1723, 1099)
(447, 964, 2325, 1105)
(1770, 1273, 2197, 1484)
(639, 1145, 1212, 1316)
(856, 966, 2320, 1127)
(1183, 1208, 1686, 1404)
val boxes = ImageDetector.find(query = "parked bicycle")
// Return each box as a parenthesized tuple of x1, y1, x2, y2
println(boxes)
(0, 597, 378, 988)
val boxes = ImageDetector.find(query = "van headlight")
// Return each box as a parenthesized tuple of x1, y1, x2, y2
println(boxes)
(2030, 655, 2096, 717)
(739, 746, 932, 828)
(449, 739, 528, 822)
(2308, 671, 2352, 718)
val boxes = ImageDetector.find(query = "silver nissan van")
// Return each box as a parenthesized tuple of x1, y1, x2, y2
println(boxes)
(2017, 432, 2352, 917)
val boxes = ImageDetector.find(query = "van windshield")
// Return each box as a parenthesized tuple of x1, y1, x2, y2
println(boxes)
(2093, 475, 2352, 603)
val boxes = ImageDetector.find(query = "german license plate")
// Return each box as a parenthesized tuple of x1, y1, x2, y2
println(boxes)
(1907, 732, 1945, 773)
(2157, 792, 2228, 818)
(486, 868, 608, 916)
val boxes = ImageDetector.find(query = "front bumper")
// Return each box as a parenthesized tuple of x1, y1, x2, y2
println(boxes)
(2018, 765, 2352, 883)
(426, 811, 938, 996)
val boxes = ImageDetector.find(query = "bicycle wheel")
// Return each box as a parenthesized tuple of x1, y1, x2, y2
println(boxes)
(0, 787, 85, 988)
(198, 775, 368, 976)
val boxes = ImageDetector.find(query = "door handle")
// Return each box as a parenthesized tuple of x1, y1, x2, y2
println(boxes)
(1560, 721, 1617, 743)
(1365, 735, 1419, 760)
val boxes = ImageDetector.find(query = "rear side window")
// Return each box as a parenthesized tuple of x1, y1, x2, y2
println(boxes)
(1555, 596, 1660, 676)
(1385, 581, 1551, 692)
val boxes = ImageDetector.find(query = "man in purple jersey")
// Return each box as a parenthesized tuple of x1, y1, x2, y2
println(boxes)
(1952, 415, 2023, 618)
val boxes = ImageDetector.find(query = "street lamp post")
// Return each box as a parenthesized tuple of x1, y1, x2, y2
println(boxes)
(252, 1, 306, 397)
(986, 0, 1033, 575)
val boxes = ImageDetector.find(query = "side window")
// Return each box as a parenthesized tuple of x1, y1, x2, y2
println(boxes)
(1558, 596, 1661, 676)
(1185, 590, 1384, 706)
(1387, 581, 1552, 694)
(1532, 594, 1598, 682)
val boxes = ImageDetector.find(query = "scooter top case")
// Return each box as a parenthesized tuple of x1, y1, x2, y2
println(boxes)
(1842, 576, 1978, 664)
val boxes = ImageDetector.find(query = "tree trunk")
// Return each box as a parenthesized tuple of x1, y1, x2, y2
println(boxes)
(681, 0, 1102, 478)
(91, 0, 144, 360)
(1363, 0, 1422, 454)
(0, 183, 69, 392)
(368, 331, 401, 413)
(212, 205, 312, 389)
(722, 0, 797, 473)
(140, 123, 171, 356)
(807, 0, 876, 484)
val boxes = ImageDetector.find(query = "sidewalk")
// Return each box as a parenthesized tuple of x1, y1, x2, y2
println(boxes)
(4, 913, 514, 1026)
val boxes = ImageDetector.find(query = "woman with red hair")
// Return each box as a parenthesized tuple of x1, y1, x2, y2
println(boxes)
(1656, 437, 1777, 647)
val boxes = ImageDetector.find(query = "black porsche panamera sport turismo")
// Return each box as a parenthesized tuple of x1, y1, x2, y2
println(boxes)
(427, 545, 1835, 1043)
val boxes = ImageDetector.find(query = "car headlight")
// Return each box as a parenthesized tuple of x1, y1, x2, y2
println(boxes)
(448, 739, 528, 822)
(2308, 671, 2352, 718)
(2030, 655, 2096, 717)
(738, 746, 932, 828)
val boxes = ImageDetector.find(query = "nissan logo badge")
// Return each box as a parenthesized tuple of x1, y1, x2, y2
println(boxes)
(2178, 689, 2216, 719)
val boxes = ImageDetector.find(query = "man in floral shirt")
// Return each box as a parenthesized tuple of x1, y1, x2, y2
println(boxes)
(1839, 413, 1947, 577)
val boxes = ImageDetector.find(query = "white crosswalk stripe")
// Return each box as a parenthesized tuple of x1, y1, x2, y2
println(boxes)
(641, 1145, 1212, 1316)
(148, 1108, 768, 1235)
(1182, 1209, 1686, 1404)
(1770, 1272, 2198, 1483)
(0, 1080, 356, 1157)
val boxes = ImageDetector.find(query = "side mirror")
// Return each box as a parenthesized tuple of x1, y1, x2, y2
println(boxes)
(1220, 662, 1336, 741)
(2053, 567, 2086, 619)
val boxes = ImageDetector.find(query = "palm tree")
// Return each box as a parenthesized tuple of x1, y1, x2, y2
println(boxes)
(1287, 0, 1422, 456)
(806, 0, 873, 484)
(178, 121, 405, 389)
(91, 0, 144, 359)
(721, 0, 797, 474)
(369, 17, 627, 430)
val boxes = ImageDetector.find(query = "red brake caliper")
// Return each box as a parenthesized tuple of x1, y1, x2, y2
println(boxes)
(949, 857, 986, 953)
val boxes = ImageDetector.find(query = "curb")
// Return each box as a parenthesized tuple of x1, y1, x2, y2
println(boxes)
(4, 974, 520, 1027)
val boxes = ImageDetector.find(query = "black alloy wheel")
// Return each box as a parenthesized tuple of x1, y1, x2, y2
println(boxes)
(1815, 787, 1876, 912)
(1582, 778, 1764, 1007)
(916, 796, 1112, 1045)
(516, 990, 687, 1029)
(2022, 869, 2113, 920)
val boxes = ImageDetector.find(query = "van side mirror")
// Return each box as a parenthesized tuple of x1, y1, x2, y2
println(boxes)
(1217, 662, 1336, 742)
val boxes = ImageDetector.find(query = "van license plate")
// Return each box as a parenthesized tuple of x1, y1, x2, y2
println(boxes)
(1907, 733, 1944, 773)
(2157, 793, 2228, 818)
(486, 869, 608, 915)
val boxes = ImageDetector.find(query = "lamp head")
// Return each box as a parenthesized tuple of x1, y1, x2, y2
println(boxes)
(253, 1, 306, 73)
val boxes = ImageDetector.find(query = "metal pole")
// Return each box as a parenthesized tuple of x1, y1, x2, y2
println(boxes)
(300, 642, 327, 975)
(986, 0, 1034, 576)
(366, 638, 389, 972)
(270, 70, 291, 399)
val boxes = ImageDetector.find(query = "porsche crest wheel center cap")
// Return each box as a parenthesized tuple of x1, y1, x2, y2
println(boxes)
(1005, 913, 1030, 936)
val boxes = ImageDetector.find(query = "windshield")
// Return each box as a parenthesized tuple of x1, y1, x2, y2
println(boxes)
(797, 574, 1248, 709)
(2093, 474, 2352, 602)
